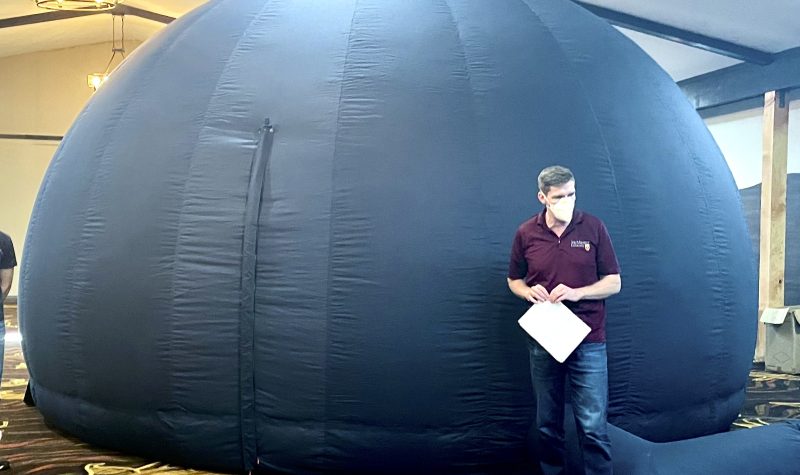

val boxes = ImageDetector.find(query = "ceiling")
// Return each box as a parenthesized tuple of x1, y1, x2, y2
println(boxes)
(0, 0, 207, 57)
(0, 0, 204, 19)
(616, 28, 742, 81)
(0, 0, 798, 82)
(582, 0, 800, 81)
(582, 0, 800, 53)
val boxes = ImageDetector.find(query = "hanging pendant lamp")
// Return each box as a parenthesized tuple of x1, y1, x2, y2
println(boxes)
(34, 0, 119, 11)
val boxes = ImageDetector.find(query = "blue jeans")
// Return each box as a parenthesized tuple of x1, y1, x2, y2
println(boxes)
(0, 304, 4, 384)
(529, 340, 612, 475)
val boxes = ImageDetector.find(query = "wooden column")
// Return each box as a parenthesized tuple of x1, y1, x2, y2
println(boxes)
(756, 90, 789, 361)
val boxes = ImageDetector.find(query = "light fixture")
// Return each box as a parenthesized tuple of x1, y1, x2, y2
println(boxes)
(35, 0, 120, 10)
(88, 13, 126, 91)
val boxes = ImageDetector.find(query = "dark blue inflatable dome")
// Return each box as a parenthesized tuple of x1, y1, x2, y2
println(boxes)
(20, 0, 757, 472)
(741, 174, 800, 307)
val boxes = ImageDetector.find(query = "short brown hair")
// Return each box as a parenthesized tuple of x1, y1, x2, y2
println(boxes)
(538, 165, 574, 195)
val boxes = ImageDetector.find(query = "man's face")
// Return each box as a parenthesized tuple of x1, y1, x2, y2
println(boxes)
(538, 180, 576, 206)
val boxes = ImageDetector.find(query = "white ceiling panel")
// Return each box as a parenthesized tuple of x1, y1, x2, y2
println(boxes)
(125, 0, 207, 18)
(580, 0, 800, 53)
(617, 28, 742, 82)
(0, 14, 162, 58)
(0, 2, 42, 18)
(0, 0, 208, 59)
(0, 0, 207, 19)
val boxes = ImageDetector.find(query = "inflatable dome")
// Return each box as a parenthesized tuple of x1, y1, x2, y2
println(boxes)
(20, 0, 758, 472)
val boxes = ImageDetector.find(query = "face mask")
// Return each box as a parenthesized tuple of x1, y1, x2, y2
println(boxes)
(548, 195, 575, 223)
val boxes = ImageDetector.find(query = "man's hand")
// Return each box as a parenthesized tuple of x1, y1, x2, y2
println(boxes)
(524, 284, 550, 303)
(507, 278, 551, 304)
(550, 284, 583, 303)
(0, 268, 13, 302)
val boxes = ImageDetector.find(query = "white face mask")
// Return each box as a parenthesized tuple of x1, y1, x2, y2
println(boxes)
(548, 195, 575, 223)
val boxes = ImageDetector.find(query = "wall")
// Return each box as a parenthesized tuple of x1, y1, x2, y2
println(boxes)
(705, 100, 800, 190)
(0, 40, 142, 297)
(705, 99, 800, 309)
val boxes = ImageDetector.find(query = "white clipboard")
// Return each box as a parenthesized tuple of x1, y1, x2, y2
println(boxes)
(518, 301, 591, 363)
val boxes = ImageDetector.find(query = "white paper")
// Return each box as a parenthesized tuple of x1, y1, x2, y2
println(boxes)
(518, 301, 591, 363)
(760, 307, 790, 325)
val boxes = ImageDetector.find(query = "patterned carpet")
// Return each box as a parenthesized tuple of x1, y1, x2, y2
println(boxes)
(2, 304, 799, 473)
(1, 305, 222, 475)
(734, 364, 800, 429)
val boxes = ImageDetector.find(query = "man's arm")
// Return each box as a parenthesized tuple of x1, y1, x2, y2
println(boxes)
(506, 228, 549, 303)
(549, 274, 621, 303)
(1, 267, 14, 301)
(507, 277, 550, 303)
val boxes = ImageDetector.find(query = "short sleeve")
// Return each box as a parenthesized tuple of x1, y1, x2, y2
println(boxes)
(596, 222, 620, 276)
(507, 229, 528, 280)
(0, 234, 16, 269)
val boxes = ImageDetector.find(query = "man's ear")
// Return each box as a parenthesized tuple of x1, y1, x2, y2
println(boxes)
(537, 191, 547, 206)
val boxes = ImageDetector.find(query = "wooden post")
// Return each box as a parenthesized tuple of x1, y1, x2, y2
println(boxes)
(756, 90, 789, 362)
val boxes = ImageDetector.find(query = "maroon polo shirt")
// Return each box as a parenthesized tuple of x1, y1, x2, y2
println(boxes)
(508, 208, 620, 342)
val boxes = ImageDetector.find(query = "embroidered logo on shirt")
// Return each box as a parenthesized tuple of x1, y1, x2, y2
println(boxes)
(571, 240, 591, 251)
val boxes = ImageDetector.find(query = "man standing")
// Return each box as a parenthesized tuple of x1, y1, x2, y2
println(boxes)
(0, 230, 16, 471)
(0, 229, 16, 384)
(507, 166, 621, 475)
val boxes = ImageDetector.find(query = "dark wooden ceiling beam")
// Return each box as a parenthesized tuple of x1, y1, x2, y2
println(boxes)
(0, 133, 63, 141)
(680, 46, 800, 112)
(0, 5, 174, 29)
(115, 5, 174, 24)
